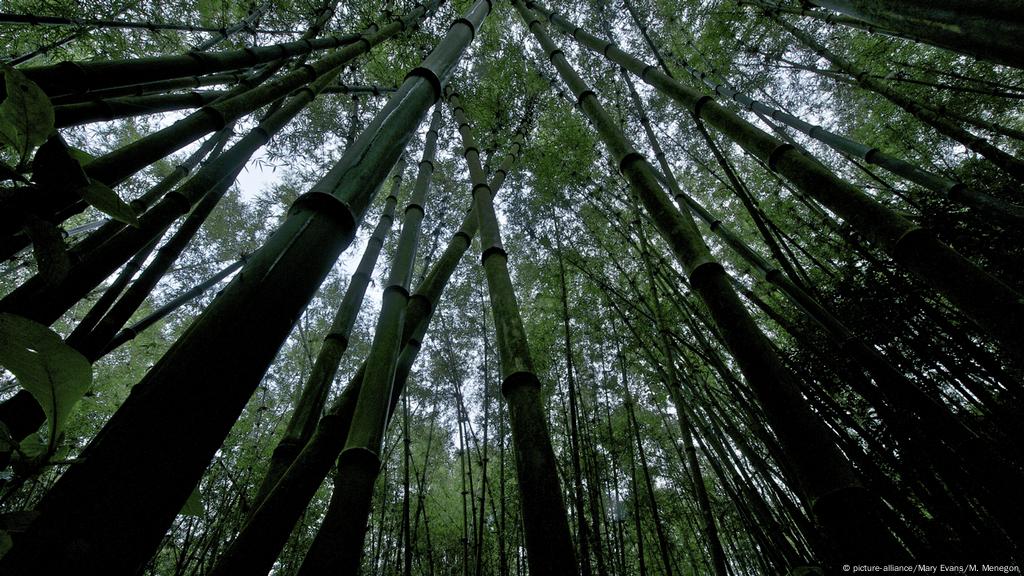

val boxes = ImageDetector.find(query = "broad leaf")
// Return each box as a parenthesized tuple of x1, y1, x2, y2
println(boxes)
(77, 181, 140, 227)
(180, 487, 204, 517)
(0, 66, 54, 159)
(16, 433, 46, 459)
(0, 313, 92, 451)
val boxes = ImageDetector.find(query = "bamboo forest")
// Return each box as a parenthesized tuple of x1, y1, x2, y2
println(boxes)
(1, 0, 1023, 574)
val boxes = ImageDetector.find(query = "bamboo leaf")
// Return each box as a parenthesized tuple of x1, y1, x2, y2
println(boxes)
(0, 66, 55, 159)
(0, 313, 92, 451)
(180, 488, 204, 517)
(77, 181, 140, 227)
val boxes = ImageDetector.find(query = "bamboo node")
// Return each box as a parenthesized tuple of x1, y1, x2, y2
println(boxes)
(500, 371, 541, 397)
(617, 151, 644, 175)
(688, 259, 725, 289)
(451, 17, 478, 42)
(289, 191, 357, 232)
(691, 94, 712, 116)
(481, 245, 507, 264)
(405, 66, 443, 102)
(766, 142, 794, 171)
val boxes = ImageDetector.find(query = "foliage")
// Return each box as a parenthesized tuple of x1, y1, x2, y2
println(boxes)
(0, 0, 1023, 573)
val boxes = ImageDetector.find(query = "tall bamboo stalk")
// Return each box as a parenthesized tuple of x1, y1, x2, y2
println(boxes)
(803, 0, 1024, 70)
(771, 14, 1024, 184)
(251, 156, 406, 509)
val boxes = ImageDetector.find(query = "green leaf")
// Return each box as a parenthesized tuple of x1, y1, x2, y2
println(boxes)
(17, 433, 47, 459)
(0, 66, 55, 159)
(77, 181, 139, 227)
(0, 313, 92, 451)
(67, 147, 95, 166)
(180, 487, 204, 517)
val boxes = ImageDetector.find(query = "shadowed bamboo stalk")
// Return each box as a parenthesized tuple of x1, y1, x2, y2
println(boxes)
(802, 0, 1024, 70)
(206, 101, 530, 576)
(673, 57, 1024, 223)
(634, 222, 728, 576)
(100, 258, 245, 355)
(77, 3, 428, 190)
(3, 2, 433, 239)
(54, 91, 222, 127)
(0, 11, 293, 36)
(623, 67, 1001, 470)
(48, 71, 250, 105)
(0, 2, 440, 327)
(203, 10, 536, 576)
(16, 29, 359, 97)
(54, 85, 397, 127)
(207, 125, 528, 573)
(67, 153, 252, 361)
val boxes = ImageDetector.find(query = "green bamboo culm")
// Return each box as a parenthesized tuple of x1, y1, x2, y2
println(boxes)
(53, 85, 397, 127)
(100, 258, 246, 355)
(53, 90, 222, 127)
(622, 68, 997, 472)
(13, 29, 360, 97)
(0, 1, 483, 572)
(251, 154, 407, 509)
(448, 84, 579, 576)
(633, 219, 729, 576)
(296, 104, 443, 576)
(43, 124, 233, 293)
(47, 71, 250, 105)
(206, 104, 531, 576)
(514, 0, 909, 566)
(524, 0, 1024, 365)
